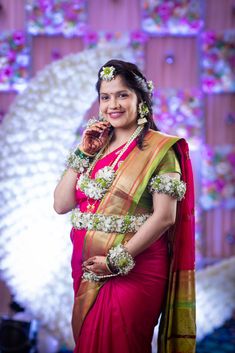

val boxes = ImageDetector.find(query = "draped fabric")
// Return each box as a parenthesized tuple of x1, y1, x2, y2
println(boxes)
(70, 130, 196, 353)
(158, 139, 196, 353)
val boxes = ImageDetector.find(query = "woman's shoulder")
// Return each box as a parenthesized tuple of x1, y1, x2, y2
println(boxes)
(147, 130, 190, 155)
(148, 129, 182, 142)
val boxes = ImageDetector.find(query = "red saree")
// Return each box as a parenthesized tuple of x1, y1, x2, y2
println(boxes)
(70, 130, 196, 353)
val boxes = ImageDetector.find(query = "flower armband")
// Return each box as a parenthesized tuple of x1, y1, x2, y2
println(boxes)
(148, 174, 186, 201)
(66, 147, 94, 174)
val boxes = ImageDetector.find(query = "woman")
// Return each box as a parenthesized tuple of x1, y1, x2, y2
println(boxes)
(54, 60, 196, 353)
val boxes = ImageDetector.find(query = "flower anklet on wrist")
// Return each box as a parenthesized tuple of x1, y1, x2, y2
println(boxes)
(82, 244, 135, 283)
(66, 146, 94, 174)
(106, 244, 135, 275)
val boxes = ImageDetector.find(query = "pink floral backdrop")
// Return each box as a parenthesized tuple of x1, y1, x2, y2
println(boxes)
(0, 0, 234, 262)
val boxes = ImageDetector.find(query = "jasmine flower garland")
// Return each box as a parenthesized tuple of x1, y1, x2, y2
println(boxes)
(148, 174, 186, 201)
(71, 209, 150, 233)
(76, 166, 115, 200)
(76, 126, 143, 202)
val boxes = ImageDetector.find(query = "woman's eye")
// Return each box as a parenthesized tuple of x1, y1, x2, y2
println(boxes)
(100, 96, 109, 101)
(119, 93, 128, 98)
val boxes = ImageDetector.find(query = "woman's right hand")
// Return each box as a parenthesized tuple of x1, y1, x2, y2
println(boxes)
(81, 121, 111, 156)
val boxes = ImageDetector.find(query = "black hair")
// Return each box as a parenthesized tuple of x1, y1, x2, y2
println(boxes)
(96, 59, 158, 149)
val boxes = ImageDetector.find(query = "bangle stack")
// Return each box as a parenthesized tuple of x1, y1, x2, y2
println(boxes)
(66, 146, 94, 174)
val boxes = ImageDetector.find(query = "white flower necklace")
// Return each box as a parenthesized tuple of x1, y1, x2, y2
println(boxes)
(76, 126, 143, 201)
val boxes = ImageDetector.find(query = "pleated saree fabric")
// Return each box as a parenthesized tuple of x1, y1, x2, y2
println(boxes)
(70, 130, 196, 353)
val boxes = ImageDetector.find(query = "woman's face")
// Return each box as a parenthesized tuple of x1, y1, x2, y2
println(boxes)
(99, 75, 138, 130)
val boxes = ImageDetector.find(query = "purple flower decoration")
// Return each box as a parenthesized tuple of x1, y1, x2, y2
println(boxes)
(202, 31, 235, 93)
(83, 31, 99, 46)
(26, 0, 87, 36)
(130, 31, 148, 44)
(142, 0, 203, 35)
(0, 31, 29, 90)
(201, 145, 235, 209)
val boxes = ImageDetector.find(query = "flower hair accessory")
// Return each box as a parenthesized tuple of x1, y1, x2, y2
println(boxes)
(100, 66, 116, 81)
(147, 80, 154, 93)
(133, 74, 154, 95)
(137, 101, 149, 125)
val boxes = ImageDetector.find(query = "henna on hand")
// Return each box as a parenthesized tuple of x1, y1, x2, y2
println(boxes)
(82, 121, 111, 155)
(83, 255, 112, 275)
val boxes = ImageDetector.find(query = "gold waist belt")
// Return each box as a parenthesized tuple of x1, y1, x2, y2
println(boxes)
(71, 209, 151, 234)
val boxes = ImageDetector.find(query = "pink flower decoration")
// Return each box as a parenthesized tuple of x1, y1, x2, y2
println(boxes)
(203, 31, 216, 46)
(157, 3, 172, 21)
(0, 30, 29, 89)
(83, 31, 99, 45)
(1, 66, 13, 78)
(105, 32, 114, 41)
(130, 31, 148, 44)
(7, 51, 16, 63)
(13, 31, 25, 46)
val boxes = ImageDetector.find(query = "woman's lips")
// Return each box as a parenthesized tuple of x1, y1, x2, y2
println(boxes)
(108, 111, 124, 119)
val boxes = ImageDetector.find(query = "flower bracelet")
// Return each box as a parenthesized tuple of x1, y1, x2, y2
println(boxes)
(82, 244, 135, 282)
(66, 146, 94, 174)
(106, 244, 135, 276)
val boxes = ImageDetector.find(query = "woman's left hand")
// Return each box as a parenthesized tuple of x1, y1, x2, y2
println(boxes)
(83, 256, 111, 275)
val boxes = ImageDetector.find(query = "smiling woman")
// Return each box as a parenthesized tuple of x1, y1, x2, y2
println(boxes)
(99, 76, 138, 132)
(53, 59, 196, 353)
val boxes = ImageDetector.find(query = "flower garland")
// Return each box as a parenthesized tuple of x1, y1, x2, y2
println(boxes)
(153, 89, 203, 150)
(76, 166, 115, 200)
(200, 145, 235, 210)
(76, 126, 143, 202)
(141, 0, 203, 35)
(0, 31, 29, 91)
(71, 209, 150, 234)
(202, 31, 235, 93)
(26, 0, 87, 37)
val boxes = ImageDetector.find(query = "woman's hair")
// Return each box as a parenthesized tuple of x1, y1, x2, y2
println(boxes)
(96, 59, 158, 149)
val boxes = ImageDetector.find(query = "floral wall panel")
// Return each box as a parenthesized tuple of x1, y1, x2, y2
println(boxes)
(141, 0, 203, 35)
(0, 31, 29, 91)
(0, 0, 25, 31)
(153, 89, 203, 149)
(205, 95, 235, 145)
(26, 0, 87, 37)
(201, 145, 235, 210)
(145, 36, 198, 89)
(83, 31, 147, 70)
(202, 31, 235, 93)
(31, 36, 84, 75)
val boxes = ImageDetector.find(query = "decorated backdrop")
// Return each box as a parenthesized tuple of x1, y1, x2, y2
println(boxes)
(0, 0, 235, 350)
